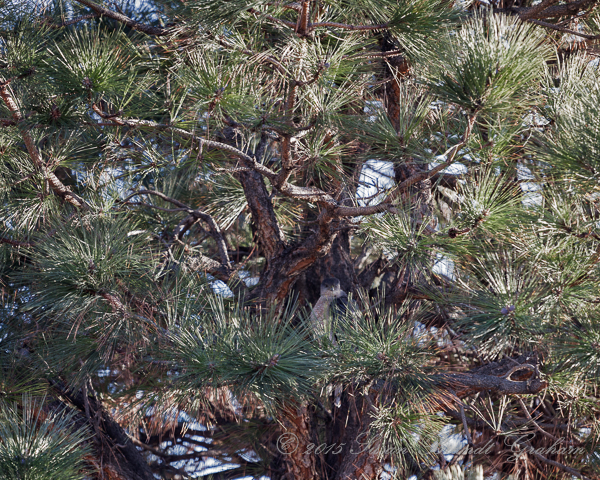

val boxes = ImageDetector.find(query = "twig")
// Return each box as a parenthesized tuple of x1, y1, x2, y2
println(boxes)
(247, 8, 297, 28)
(121, 202, 189, 213)
(309, 21, 388, 31)
(450, 389, 473, 445)
(0, 236, 33, 247)
(345, 49, 405, 60)
(43, 13, 100, 28)
(510, 435, 591, 480)
(517, 397, 560, 442)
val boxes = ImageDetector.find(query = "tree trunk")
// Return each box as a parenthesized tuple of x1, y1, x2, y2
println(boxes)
(279, 402, 318, 480)
(328, 385, 384, 480)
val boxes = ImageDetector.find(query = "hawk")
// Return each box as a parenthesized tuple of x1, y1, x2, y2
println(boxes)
(309, 277, 351, 341)
(309, 276, 356, 408)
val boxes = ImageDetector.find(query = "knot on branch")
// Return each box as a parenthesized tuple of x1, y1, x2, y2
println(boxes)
(439, 352, 547, 396)
(470, 352, 539, 378)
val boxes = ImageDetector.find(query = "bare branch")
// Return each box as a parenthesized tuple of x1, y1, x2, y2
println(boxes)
(91, 104, 257, 164)
(517, 0, 560, 20)
(0, 236, 33, 247)
(91, 107, 338, 205)
(439, 372, 547, 395)
(526, 18, 600, 39)
(72, 0, 169, 35)
(125, 190, 231, 268)
(517, 398, 561, 442)
(122, 202, 189, 213)
(509, 434, 591, 480)
(497, 0, 598, 20)
(529, 0, 597, 19)
(0, 84, 88, 210)
(296, 0, 310, 35)
(43, 13, 100, 28)
(346, 49, 405, 60)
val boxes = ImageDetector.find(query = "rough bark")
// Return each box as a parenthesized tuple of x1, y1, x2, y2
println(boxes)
(328, 385, 384, 480)
(280, 402, 318, 480)
(254, 211, 338, 302)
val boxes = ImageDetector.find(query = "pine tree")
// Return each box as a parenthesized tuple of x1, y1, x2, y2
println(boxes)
(2, 0, 600, 479)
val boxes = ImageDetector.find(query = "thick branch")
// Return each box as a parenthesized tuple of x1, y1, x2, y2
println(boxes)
(295, 0, 311, 35)
(0, 236, 33, 247)
(236, 135, 287, 263)
(437, 372, 547, 396)
(498, 0, 598, 20)
(438, 354, 547, 396)
(253, 205, 339, 301)
(517, 0, 560, 20)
